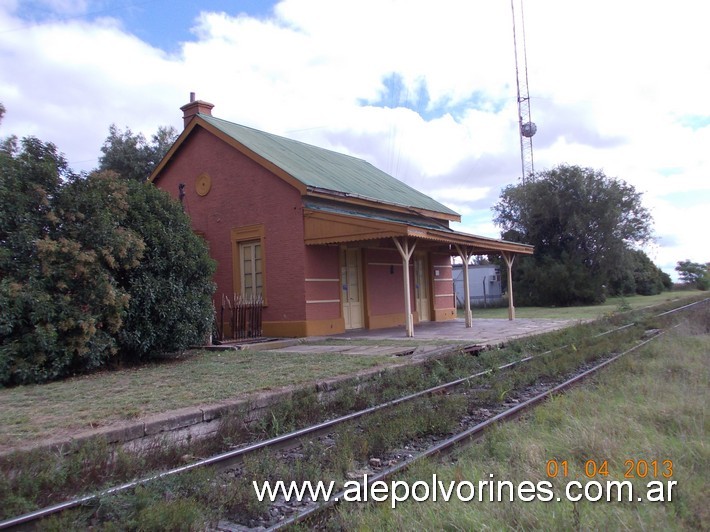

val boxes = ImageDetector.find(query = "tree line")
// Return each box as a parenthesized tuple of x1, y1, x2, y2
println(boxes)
(492, 164, 706, 306)
(675, 259, 710, 290)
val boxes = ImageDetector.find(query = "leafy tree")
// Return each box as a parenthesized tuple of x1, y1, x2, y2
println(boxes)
(98, 124, 177, 182)
(581, 248, 667, 297)
(0, 139, 144, 384)
(1, 127, 215, 384)
(117, 181, 216, 360)
(675, 260, 709, 290)
(493, 164, 654, 305)
(628, 249, 667, 296)
(97, 123, 215, 358)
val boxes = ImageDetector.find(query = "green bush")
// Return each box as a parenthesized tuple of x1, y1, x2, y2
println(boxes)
(0, 139, 144, 384)
(0, 136, 215, 385)
(117, 182, 215, 360)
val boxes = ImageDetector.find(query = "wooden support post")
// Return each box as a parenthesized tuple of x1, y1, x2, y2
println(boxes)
(393, 237, 416, 337)
(502, 251, 516, 321)
(455, 244, 474, 328)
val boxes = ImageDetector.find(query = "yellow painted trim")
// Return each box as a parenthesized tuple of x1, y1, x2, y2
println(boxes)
(195, 172, 212, 196)
(433, 308, 457, 322)
(306, 318, 346, 336)
(367, 312, 407, 330)
(305, 209, 404, 245)
(304, 209, 533, 255)
(263, 318, 345, 338)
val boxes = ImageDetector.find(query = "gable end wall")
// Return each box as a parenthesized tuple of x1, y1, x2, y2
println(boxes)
(154, 127, 307, 329)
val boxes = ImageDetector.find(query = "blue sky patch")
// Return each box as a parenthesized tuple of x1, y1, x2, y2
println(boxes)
(658, 167, 683, 177)
(361, 73, 505, 122)
(660, 189, 710, 207)
(677, 114, 710, 130)
(10, 1, 278, 53)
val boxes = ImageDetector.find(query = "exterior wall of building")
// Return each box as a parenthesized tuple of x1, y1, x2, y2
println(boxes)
(360, 247, 457, 328)
(303, 245, 344, 335)
(155, 124, 460, 337)
(430, 252, 457, 321)
(363, 247, 411, 329)
(153, 127, 308, 336)
(452, 264, 503, 307)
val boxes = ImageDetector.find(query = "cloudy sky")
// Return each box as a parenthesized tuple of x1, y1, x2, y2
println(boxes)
(1, 0, 708, 278)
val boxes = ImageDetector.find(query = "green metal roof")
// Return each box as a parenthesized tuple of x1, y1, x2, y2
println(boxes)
(303, 198, 453, 232)
(200, 114, 459, 217)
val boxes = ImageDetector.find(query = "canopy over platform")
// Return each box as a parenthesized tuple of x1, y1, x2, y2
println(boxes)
(304, 199, 533, 336)
(303, 199, 532, 255)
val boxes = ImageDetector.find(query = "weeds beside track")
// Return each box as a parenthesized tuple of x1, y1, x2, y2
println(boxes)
(1, 297, 707, 530)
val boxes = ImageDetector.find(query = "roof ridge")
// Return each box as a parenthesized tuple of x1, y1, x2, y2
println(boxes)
(200, 114, 366, 163)
(197, 113, 459, 219)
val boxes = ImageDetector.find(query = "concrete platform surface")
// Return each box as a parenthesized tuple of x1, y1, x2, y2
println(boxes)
(265, 318, 579, 357)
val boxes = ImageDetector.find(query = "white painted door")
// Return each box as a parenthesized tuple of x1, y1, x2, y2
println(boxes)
(414, 254, 430, 322)
(341, 248, 364, 329)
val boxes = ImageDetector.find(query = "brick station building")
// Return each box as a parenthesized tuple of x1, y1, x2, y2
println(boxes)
(150, 96, 533, 338)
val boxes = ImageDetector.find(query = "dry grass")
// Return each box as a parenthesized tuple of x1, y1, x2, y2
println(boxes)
(462, 290, 706, 320)
(337, 325, 709, 530)
(0, 349, 399, 452)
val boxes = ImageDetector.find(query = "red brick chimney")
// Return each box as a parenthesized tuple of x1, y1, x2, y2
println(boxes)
(180, 92, 214, 128)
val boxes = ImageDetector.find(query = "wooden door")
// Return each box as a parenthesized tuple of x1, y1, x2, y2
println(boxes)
(341, 248, 364, 329)
(414, 254, 430, 322)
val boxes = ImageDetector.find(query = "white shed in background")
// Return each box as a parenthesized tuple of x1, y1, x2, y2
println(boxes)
(452, 264, 503, 308)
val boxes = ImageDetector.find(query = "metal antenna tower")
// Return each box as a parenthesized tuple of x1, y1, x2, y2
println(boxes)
(511, 0, 536, 183)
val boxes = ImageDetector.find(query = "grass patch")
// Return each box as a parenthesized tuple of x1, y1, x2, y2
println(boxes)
(460, 290, 706, 320)
(336, 327, 709, 530)
(0, 350, 399, 452)
(3, 292, 703, 454)
(5, 301, 704, 527)
(0, 345, 526, 519)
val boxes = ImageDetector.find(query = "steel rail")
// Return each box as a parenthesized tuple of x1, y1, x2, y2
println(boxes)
(2, 299, 705, 530)
(655, 297, 709, 316)
(269, 328, 674, 531)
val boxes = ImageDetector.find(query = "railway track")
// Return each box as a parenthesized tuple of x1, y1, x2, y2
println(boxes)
(1, 297, 707, 531)
(265, 330, 669, 531)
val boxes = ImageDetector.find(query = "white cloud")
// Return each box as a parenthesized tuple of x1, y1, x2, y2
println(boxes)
(1, 0, 709, 277)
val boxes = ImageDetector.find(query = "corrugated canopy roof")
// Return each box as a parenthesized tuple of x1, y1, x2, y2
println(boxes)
(200, 114, 459, 218)
(303, 198, 534, 255)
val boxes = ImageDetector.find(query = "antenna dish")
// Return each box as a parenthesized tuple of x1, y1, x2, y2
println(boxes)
(521, 122, 537, 138)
